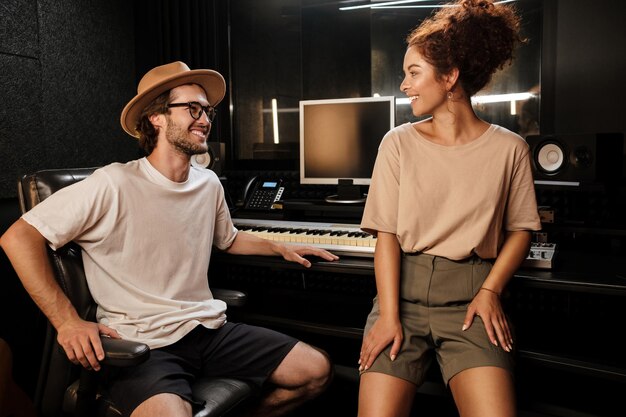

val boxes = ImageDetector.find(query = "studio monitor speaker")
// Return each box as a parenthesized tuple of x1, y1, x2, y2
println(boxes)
(190, 142, 225, 176)
(526, 133, 624, 184)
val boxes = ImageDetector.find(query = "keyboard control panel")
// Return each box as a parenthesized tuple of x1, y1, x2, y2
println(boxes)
(522, 242, 557, 269)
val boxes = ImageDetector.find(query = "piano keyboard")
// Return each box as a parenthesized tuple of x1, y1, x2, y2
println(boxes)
(233, 218, 376, 257)
(234, 218, 557, 267)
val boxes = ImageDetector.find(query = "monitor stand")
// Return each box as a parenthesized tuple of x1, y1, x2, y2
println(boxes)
(324, 179, 366, 204)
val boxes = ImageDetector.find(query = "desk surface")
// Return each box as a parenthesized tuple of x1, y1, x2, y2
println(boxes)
(214, 249, 626, 294)
(516, 250, 626, 294)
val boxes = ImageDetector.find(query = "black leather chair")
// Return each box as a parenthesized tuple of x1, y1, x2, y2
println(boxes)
(18, 167, 254, 417)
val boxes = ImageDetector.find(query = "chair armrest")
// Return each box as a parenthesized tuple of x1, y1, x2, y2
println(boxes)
(212, 288, 247, 308)
(192, 377, 254, 417)
(100, 337, 150, 367)
(66, 338, 149, 416)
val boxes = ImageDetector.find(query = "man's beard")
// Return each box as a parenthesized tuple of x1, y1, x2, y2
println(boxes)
(165, 118, 208, 156)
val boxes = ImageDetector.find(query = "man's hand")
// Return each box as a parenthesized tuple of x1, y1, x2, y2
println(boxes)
(56, 318, 121, 371)
(225, 231, 339, 267)
(276, 244, 339, 268)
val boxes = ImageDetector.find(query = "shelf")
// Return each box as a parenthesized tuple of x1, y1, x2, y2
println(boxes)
(517, 350, 626, 382)
(515, 249, 626, 294)
(513, 271, 626, 295)
(211, 252, 375, 275)
(234, 312, 363, 340)
(213, 251, 626, 293)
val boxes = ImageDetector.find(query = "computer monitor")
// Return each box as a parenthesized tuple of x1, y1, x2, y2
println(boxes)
(299, 96, 395, 203)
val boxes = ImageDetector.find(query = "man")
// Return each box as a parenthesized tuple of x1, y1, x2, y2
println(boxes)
(0, 61, 338, 417)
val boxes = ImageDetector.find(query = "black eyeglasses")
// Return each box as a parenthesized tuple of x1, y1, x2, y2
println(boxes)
(167, 102, 217, 122)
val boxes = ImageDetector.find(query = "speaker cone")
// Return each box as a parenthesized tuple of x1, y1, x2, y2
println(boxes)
(191, 150, 213, 169)
(536, 142, 565, 174)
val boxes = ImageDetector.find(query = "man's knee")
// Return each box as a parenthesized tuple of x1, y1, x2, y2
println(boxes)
(273, 342, 333, 395)
(296, 343, 334, 396)
(131, 393, 192, 417)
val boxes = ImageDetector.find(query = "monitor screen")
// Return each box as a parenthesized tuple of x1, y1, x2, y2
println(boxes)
(299, 96, 395, 187)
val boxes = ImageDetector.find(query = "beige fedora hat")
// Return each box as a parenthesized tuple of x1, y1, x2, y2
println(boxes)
(120, 61, 226, 138)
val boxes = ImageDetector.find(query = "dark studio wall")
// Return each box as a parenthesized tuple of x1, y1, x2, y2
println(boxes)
(0, 0, 139, 199)
(548, 0, 626, 137)
(0, 0, 137, 398)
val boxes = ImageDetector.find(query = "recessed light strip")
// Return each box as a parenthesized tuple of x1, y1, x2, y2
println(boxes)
(395, 92, 535, 105)
(272, 98, 280, 144)
(339, 0, 431, 11)
(340, 0, 516, 11)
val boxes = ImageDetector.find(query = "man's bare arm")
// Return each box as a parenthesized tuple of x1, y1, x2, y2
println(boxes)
(0, 219, 118, 370)
(223, 231, 338, 268)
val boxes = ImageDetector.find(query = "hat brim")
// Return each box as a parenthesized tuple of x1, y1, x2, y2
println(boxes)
(120, 69, 226, 138)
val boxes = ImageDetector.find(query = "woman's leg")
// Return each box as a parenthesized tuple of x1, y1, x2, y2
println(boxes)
(358, 372, 416, 417)
(449, 366, 516, 417)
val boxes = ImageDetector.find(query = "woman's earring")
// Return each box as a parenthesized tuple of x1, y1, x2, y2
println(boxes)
(447, 91, 453, 100)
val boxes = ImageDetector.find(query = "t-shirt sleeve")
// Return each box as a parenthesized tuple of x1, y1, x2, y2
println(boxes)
(22, 170, 114, 250)
(360, 132, 400, 237)
(212, 184, 238, 250)
(21, 169, 115, 250)
(505, 145, 542, 231)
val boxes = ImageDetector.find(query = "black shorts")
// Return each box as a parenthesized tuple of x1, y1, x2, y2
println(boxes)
(105, 322, 298, 416)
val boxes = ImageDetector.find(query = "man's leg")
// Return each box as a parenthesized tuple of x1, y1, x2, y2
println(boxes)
(130, 393, 192, 417)
(242, 341, 333, 417)
(107, 346, 203, 417)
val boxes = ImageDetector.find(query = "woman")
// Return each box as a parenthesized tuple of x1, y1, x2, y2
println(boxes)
(358, 1, 541, 416)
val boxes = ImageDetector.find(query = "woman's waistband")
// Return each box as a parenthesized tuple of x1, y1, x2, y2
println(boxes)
(402, 252, 494, 265)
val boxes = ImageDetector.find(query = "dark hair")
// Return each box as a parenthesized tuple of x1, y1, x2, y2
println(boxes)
(406, 0, 524, 97)
(135, 91, 171, 155)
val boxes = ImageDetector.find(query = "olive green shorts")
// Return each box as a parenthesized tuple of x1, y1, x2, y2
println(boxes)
(362, 253, 514, 386)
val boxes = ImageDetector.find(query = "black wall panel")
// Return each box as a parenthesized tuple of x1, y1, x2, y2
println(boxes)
(0, 0, 139, 199)
(552, 0, 626, 137)
(0, 0, 39, 57)
(0, 55, 43, 197)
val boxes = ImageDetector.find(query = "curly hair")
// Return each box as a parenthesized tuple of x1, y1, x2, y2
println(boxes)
(406, 0, 524, 97)
(135, 91, 171, 155)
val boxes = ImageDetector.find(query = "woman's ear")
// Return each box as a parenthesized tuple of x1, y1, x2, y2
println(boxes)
(444, 68, 460, 91)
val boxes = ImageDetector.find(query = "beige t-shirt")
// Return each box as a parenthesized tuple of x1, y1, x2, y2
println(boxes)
(22, 158, 237, 349)
(361, 123, 541, 260)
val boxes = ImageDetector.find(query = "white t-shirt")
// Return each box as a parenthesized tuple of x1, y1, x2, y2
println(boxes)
(22, 158, 238, 348)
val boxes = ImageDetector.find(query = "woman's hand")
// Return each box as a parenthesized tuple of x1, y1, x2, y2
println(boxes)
(462, 288, 513, 352)
(462, 231, 531, 352)
(359, 314, 403, 372)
